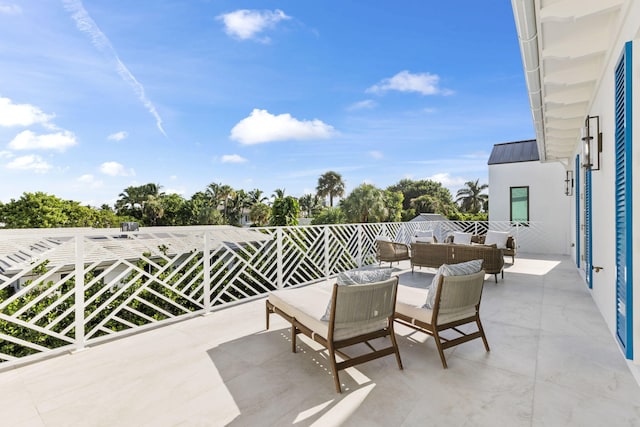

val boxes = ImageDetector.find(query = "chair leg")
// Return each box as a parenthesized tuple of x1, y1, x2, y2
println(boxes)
(291, 325, 297, 353)
(328, 343, 342, 393)
(494, 274, 498, 283)
(389, 324, 404, 370)
(432, 328, 448, 369)
(476, 317, 490, 352)
(265, 303, 270, 330)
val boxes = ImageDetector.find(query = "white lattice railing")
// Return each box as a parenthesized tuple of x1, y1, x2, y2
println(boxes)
(0, 221, 550, 368)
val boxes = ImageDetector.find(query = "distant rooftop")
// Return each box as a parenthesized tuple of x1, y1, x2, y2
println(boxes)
(410, 213, 448, 222)
(488, 139, 539, 165)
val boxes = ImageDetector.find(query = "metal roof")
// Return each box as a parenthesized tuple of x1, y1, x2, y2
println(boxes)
(488, 139, 539, 165)
(409, 213, 449, 222)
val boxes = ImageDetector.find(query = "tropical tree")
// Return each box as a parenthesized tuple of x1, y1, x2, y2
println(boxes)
(225, 189, 249, 225)
(387, 179, 459, 218)
(205, 182, 222, 208)
(311, 207, 346, 225)
(115, 183, 163, 222)
(455, 179, 489, 214)
(142, 195, 164, 226)
(298, 194, 322, 218)
(340, 183, 387, 223)
(0, 192, 130, 228)
(186, 191, 224, 225)
(316, 171, 345, 207)
(218, 184, 235, 221)
(249, 203, 271, 226)
(247, 189, 268, 206)
(272, 188, 286, 200)
(270, 196, 300, 226)
(384, 190, 404, 222)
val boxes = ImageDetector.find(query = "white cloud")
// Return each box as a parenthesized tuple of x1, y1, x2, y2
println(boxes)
(9, 130, 77, 152)
(347, 100, 377, 111)
(64, 0, 166, 136)
(217, 9, 290, 42)
(0, 150, 13, 159)
(107, 131, 128, 141)
(0, 4, 21, 15)
(426, 173, 466, 188)
(0, 97, 54, 127)
(367, 70, 450, 96)
(230, 109, 336, 145)
(221, 154, 248, 163)
(368, 150, 383, 159)
(99, 161, 134, 176)
(77, 174, 103, 188)
(6, 155, 51, 173)
(164, 187, 185, 195)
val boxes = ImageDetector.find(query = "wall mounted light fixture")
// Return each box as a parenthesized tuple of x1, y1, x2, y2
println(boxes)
(564, 170, 574, 196)
(582, 115, 602, 170)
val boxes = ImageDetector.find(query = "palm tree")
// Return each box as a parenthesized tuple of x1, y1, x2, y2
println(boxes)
(298, 194, 322, 218)
(247, 189, 268, 206)
(316, 171, 345, 207)
(218, 184, 235, 221)
(340, 183, 386, 223)
(455, 179, 489, 214)
(115, 186, 145, 219)
(272, 188, 286, 200)
(205, 182, 222, 208)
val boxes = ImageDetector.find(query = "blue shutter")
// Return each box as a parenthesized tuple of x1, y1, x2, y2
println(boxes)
(614, 41, 633, 359)
(575, 155, 580, 268)
(585, 168, 592, 289)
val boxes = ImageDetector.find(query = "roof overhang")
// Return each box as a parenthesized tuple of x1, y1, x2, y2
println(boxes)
(511, 0, 625, 163)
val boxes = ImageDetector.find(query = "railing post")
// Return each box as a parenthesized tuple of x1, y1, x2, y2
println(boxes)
(357, 224, 362, 268)
(324, 225, 330, 278)
(277, 227, 283, 290)
(74, 232, 86, 350)
(203, 232, 211, 313)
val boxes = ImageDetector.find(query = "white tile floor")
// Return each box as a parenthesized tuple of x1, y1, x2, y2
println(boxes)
(1, 254, 639, 426)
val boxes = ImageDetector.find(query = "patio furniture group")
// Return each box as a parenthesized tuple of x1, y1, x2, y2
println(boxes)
(266, 268, 489, 393)
(376, 238, 506, 283)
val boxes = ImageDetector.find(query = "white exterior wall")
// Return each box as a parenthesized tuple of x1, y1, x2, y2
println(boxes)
(489, 160, 570, 255)
(567, 4, 640, 365)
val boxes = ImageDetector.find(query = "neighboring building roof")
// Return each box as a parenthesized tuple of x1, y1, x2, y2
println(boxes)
(410, 213, 448, 222)
(0, 226, 272, 275)
(487, 139, 539, 165)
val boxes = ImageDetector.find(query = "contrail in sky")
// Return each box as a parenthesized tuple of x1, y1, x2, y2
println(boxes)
(63, 0, 167, 137)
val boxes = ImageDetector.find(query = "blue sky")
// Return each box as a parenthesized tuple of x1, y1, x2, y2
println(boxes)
(0, 0, 533, 207)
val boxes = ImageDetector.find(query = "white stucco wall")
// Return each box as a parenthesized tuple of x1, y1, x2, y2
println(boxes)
(566, 4, 640, 364)
(488, 160, 571, 255)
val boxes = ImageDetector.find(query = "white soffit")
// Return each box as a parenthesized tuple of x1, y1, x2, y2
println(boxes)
(512, 0, 624, 162)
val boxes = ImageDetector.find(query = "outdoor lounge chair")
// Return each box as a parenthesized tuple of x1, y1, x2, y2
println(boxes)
(375, 239, 411, 267)
(266, 277, 403, 393)
(395, 270, 489, 368)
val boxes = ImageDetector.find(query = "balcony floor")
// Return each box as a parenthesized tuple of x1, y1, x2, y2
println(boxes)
(2, 254, 639, 426)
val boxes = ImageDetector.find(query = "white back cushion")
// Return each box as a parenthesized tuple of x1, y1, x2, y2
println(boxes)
(484, 230, 509, 249)
(452, 232, 472, 245)
(412, 230, 434, 244)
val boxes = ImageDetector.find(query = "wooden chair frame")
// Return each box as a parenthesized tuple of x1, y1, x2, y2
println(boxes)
(395, 271, 489, 368)
(266, 278, 403, 393)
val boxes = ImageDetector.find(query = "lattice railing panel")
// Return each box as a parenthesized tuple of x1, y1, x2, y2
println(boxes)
(0, 237, 78, 362)
(0, 221, 554, 367)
